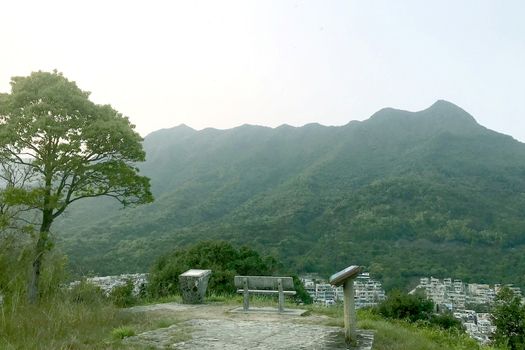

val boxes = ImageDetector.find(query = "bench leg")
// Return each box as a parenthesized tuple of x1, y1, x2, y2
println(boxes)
(278, 278, 284, 313)
(243, 278, 249, 311)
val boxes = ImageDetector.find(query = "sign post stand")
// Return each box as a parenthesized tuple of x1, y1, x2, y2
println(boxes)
(329, 265, 362, 344)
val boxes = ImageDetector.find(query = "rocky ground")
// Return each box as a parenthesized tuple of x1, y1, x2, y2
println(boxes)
(124, 302, 374, 349)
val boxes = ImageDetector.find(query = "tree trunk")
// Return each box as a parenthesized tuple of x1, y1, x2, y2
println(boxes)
(28, 211, 52, 304)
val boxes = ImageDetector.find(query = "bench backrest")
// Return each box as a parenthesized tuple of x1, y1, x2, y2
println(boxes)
(234, 276, 295, 290)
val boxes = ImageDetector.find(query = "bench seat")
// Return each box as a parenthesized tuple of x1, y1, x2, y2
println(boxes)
(234, 275, 296, 312)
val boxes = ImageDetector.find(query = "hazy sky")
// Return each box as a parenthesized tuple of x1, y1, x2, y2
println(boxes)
(1, 1, 524, 140)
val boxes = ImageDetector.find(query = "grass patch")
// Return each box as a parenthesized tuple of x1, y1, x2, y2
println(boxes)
(0, 293, 178, 349)
(155, 319, 174, 329)
(0, 298, 141, 349)
(112, 326, 136, 339)
(304, 305, 496, 350)
(168, 323, 193, 344)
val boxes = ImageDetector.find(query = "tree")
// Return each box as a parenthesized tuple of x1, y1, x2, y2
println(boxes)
(0, 71, 153, 302)
(491, 287, 525, 349)
(377, 289, 434, 322)
(148, 240, 277, 296)
(148, 240, 312, 304)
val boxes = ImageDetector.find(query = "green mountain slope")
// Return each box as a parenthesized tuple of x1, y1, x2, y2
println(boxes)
(56, 100, 525, 290)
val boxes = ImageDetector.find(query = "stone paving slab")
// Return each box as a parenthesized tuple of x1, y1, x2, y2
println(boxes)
(127, 318, 374, 349)
(126, 302, 198, 313)
(124, 302, 374, 349)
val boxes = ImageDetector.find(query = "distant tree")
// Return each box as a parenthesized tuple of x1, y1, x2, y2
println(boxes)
(429, 312, 464, 331)
(377, 289, 434, 322)
(149, 240, 276, 296)
(0, 71, 153, 303)
(491, 287, 525, 349)
(148, 240, 312, 303)
(109, 279, 137, 307)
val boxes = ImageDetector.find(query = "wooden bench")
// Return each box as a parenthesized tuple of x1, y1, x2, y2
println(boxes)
(234, 276, 296, 313)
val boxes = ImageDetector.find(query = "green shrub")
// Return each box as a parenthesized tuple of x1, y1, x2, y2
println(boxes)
(377, 290, 434, 322)
(68, 280, 107, 305)
(109, 279, 137, 307)
(111, 326, 135, 339)
(146, 240, 319, 303)
(429, 313, 464, 331)
(148, 241, 277, 297)
(292, 275, 313, 304)
(491, 286, 525, 349)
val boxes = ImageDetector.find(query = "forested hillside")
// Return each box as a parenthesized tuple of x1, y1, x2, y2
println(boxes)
(56, 100, 525, 290)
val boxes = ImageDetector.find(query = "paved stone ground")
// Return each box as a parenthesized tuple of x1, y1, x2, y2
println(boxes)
(124, 303, 374, 350)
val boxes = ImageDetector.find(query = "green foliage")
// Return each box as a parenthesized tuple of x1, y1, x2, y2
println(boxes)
(292, 275, 313, 304)
(305, 308, 487, 350)
(0, 233, 31, 302)
(0, 70, 153, 301)
(148, 240, 278, 297)
(491, 287, 525, 349)
(111, 326, 136, 339)
(0, 290, 150, 349)
(0, 232, 68, 304)
(146, 240, 313, 303)
(0, 70, 153, 210)
(377, 290, 434, 323)
(428, 313, 464, 331)
(109, 279, 137, 308)
(68, 280, 107, 305)
(377, 290, 464, 333)
(361, 317, 486, 350)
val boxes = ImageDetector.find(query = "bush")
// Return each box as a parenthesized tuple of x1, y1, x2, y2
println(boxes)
(109, 279, 137, 307)
(111, 326, 135, 339)
(0, 232, 69, 304)
(377, 290, 434, 323)
(491, 286, 525, 349)
(429, 313, 464, 330)
(68, 280, 107, 305)
(148, 241, 276, 297)
(292, 275, 313, 304)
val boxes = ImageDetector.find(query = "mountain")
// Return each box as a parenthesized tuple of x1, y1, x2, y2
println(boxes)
(56, 100, 525, 290)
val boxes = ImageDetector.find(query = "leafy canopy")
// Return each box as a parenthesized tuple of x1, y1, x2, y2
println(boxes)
(0, 70, 153, 302)
(0, 70, 153, 217)
(491, 287, 525, 349)
(377, 290, 434, 323)
(148, 240, 312, 304)
(148, 240, 279, 296)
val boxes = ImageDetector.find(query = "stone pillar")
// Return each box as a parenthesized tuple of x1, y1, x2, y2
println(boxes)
(329, 265, 362, 345)
(179, 269, 212, 304)
(343, 278, 357, 343)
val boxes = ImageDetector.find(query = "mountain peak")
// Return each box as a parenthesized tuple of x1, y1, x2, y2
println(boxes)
(430, 99, 459, 108)
(423, 99, 478, 125)
(144, 123, 196, 140)
(427, 99, 469, 114)
(173, 123, 195, 131)
(363, 100, 483, 139)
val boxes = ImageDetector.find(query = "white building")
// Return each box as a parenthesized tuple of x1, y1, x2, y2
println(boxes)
(302, 273, 385, 307)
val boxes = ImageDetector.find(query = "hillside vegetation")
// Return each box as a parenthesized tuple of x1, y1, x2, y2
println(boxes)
(56, 100, 525, 290)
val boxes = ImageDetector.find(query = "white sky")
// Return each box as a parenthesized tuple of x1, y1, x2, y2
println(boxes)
(1, 0, 524, 140)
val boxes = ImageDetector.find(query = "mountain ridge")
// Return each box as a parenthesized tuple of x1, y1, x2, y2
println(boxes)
(56, 100, 525, 290)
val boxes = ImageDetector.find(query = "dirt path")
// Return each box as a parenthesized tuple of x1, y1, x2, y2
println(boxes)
(124, 302, 373, 349)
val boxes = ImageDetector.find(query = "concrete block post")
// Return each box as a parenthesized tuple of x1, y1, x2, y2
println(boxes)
(179, 269, 212, 304)
(344, 278, 357, 342)
(329, 265, 362, 345)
